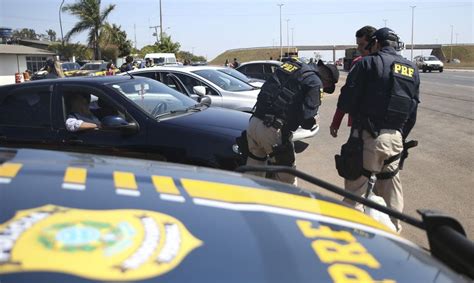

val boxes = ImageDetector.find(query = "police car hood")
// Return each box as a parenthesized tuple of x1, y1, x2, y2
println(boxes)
(0, 148, 467, 283)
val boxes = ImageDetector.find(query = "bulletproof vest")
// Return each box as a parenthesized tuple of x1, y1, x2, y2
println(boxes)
(359, 51, 418, 130)
(254, 60, 319, 130)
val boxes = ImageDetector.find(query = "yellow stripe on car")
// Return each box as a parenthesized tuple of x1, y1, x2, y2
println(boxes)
(0, 162, 22, 184)
(114, 171, 140, 197)
(62, 167, 87, 191)
(152, 175, 186, 203)
(181, 179, 392, 232)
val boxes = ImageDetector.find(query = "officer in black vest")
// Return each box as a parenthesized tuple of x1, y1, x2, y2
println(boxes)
(337, 27, 420, 231)
(245, 58, 339, 184)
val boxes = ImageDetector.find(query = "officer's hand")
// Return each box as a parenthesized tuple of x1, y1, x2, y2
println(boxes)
(330, 126, 338, 138)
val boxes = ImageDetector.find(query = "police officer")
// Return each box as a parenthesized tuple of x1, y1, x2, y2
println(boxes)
(337, 27, 420, 231)
(245, 58, 339, 184)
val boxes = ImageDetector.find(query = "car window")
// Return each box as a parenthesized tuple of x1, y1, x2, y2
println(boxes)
(173, 73, 219, 96)
(218, 68, 250, 83)
(60, 85, 128, 129)
(108, 78, 196, 117)
(0, 86, 51, 128)
(245, 64, 263, 74)
(265, 64, 278, 74)
(192, 69, 254, 92)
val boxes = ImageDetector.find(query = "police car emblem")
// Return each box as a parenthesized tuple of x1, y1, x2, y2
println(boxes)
(0, 205, 202, 281)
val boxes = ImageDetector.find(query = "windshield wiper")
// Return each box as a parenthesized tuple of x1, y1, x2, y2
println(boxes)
(154, 104, 201, 118)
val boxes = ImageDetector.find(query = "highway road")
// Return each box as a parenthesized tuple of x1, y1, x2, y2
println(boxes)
(295, 70, 474, 247)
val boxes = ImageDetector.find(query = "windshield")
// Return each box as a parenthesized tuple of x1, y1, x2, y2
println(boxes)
(218, 68, 250, 83)
(192, 69, 254, 92)
(108, 78, 197, 117)
(62, 63, 80, 71)
(424, 56, 439, 61)
(81, 63, 104, 70)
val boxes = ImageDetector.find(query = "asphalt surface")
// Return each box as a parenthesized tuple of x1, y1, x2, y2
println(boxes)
(295, 70, 474, 248)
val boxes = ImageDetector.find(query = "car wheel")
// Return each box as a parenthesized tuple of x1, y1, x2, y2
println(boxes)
(429, 69, 432, 72)
(422, 67, 427, 73)
(439, 68, 444, 72)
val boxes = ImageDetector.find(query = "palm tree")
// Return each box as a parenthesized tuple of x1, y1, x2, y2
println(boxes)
(45, 29, 57, 42)
(62, 0, 115, 60)
(101, 23, 132, 57)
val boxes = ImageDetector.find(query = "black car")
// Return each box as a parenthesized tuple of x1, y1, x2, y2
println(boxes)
(0, 76, 249, 170)
(236, 60, 282, 81)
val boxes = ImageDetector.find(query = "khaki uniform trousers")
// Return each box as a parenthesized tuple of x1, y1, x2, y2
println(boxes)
(245, 116, 296, 185)
(343, 129, 404, 231)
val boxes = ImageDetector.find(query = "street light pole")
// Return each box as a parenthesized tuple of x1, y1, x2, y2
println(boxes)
(450, 25, 454, 62)
(277, 3, 284, 60)
(410, 6, 415, 61)
(59, 0, 65, 45)
(455, 33, 459, 44)
(291, 27, 294, 47)
(286, 19, 290, 54)
(159, 0, 163, 42)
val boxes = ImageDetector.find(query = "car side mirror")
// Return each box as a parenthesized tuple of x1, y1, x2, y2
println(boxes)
(193, 85, 206, 96)
(101, 115, 138, 134)
(199, 95, 212, 107)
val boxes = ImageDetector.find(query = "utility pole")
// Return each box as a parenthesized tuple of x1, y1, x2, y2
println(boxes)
(277, 3, 284, 60)
(291, 27, 294, 47)
(286, 19, 290, 54)
(134, 24, 137, 49)
(150, 25, 160, 44)
(410, 6, 415, 61)
(59, 0, 65, 46)
(456, 33, 459, 44)
(450, 25, 454, 62)
(383, 19, 387, 27)
(159, 0, 163, 42)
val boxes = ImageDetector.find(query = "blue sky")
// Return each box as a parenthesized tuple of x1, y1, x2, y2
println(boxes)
(1, 0, 472, 60)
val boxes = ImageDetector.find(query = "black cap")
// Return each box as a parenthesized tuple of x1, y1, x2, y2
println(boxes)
(372, 27, 399, 42)
(317, 60, 339, 83)
(317, 60, 339, 94)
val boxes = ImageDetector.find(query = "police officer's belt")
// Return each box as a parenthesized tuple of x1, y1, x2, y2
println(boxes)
(253, 113, 285, 129)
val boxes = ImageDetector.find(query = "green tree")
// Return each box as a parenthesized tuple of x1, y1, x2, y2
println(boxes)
(101, 23, 132, 57)
(46, 29, 57, 42)
(48, 42, 93, 61)
(157, 35, 180, 53)
(12, 28, 38, 40)
(62, 0, 115, 60)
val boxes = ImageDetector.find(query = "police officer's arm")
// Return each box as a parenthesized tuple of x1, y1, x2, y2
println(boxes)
(299, 72, 322, 129)
(402, 71, 421, 138)
(337, 60, 367, 115)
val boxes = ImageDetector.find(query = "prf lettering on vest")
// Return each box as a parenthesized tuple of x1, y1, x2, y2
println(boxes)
(296, 220, 396, 283)
(394, 63, 414, 78)
(281, 63, 299, 73)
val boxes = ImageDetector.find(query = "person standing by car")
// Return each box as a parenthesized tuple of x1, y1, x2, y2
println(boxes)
(120, 56, 134, 72)
(232, 58, 240, 68)
(106, 62, 116, 76)
(330, 25, 376, 138)
(65, 93, 101, 132)
(243, 58, 339, 184)
(336, 27, 420, 232)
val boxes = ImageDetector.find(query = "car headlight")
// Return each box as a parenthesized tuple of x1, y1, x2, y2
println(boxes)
(439, 63, 444, 67)
(232, 144, 241, 154)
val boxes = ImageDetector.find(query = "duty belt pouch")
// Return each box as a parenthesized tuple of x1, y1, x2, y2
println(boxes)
(335, 130, 364, 180)
(271, 141, 295, 166)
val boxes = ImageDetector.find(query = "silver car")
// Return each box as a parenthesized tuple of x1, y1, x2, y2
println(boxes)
(126, 66, 318, 141)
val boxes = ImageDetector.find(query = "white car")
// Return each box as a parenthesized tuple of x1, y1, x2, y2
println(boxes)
(126, 66, 318, 141)
(414, 55, 444, 72)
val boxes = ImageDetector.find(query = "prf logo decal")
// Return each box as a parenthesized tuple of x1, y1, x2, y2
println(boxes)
(0, 205, 202, 281)
(393, 63, 414, 78)
(281, 62, 299, 73)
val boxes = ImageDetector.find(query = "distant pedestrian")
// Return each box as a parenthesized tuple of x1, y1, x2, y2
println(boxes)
(120, 56, 134, 72)
(45, 59, 65, 79)
(106, 62, 116, 76)
(232, 58, 240, 68)
(224, 59, 229, 67)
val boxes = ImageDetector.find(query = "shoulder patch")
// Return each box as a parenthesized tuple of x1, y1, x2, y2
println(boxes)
(392, 63, 415, 79)
(280, 62, 300, 74)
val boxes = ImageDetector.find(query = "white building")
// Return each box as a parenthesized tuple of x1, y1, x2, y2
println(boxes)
(0, 44, 55, 85)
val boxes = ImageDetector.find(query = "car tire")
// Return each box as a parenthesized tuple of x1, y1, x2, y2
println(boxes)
(439, 68, 444, 73)
(422, 67, 427, 73)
